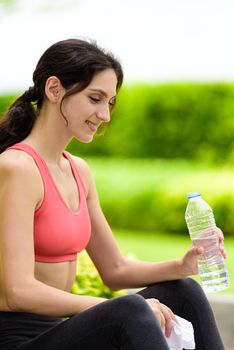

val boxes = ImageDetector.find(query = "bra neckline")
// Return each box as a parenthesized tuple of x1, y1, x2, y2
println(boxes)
(16, 143, 81, 215)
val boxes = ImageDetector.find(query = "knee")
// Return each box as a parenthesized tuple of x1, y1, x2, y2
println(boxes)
(140, 278, 204, 299)
(175, 278, 204, 296)
(115, 294, 149, 313)
(112, 294, 155, 322)
(172, 278, 210, 307)
(106, 295, 162, 345)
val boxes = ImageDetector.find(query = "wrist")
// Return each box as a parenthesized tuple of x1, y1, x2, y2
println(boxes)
(174, 258, 187, 278)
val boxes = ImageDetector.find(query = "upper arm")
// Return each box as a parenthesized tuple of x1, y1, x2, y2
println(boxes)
(0, 153, 42, 300)
(72, 156, 125, 285)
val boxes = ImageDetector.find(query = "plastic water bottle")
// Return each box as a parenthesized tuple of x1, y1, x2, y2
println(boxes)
(185, 192, 229, 293)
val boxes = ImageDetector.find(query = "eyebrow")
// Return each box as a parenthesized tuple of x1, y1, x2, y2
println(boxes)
(88, 88, 116, 100)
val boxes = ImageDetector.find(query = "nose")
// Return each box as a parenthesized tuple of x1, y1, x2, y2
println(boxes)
(96, 106, 111, 123)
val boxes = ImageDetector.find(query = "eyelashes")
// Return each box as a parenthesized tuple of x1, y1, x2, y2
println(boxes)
(89, 97, 100, 103)
(108, 101, 116, 112)
(89, 96, 116, 110)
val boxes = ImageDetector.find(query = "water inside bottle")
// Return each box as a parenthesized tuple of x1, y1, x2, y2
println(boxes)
(192, 233, 230, 293)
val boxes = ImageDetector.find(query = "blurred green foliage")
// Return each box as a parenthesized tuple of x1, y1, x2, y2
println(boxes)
(0, 0, 16, 7)
(67, 83, 234, 164)
(0, 94, 16, 115)
(87, 157, 234, 237)
(2, 83, 234, 164)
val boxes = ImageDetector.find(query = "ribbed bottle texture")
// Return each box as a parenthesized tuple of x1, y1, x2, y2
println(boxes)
(185, 192, 230, 293)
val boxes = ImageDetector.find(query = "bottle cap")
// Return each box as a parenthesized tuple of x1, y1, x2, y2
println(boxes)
(188, 192, 201, 199)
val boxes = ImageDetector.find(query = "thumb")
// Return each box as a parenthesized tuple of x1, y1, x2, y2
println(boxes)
(191, 246, 204, 256)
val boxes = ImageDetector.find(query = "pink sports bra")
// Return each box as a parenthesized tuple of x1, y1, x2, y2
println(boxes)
(7, 143, 91, 263)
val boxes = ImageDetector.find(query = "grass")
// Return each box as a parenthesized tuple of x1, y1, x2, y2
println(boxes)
(113, 228, 234, 296)
(86, 157, 234, 197)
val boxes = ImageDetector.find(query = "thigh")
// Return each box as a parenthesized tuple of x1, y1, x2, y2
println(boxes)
(137, 278, 198, 314)
(15, 300, 122, 350)
(16, 294, 170, 350)
(137, 278, 225, 350)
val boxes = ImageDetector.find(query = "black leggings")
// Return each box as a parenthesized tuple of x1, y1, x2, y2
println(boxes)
(0, 278, 224, 350)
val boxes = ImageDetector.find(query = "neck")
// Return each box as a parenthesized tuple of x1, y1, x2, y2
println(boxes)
(22, 106, 73, 165)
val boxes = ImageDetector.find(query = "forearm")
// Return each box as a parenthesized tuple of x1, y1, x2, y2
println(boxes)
(106, 258, 185, 290)
(8, 278, 107, 317)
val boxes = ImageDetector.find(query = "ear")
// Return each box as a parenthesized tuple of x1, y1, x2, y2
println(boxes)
(44, 76, 64, 103)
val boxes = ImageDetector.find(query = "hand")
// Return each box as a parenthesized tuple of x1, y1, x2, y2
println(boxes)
(201, 227, 227, 258)
(146, 298, 177, 338)
(216, 227, 227, 259)
(180, 245, 203, 276)
(180, 226, 227, 277)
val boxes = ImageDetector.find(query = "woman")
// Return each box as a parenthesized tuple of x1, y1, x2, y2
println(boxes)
(0, 38, 225, 349)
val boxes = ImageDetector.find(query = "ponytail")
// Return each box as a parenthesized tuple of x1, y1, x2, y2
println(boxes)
(0, 87, 39, 153)
(0, 38, 123, 153)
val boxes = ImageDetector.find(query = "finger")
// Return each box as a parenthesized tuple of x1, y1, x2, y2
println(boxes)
(159, 311, 166, 330)
(165, 305, 178, 324)
(218, 236, 227, 258)
(216, 227, 224, 242)
(146, 299, 164, 326)
(161, 305, 173, 337)
(188, 246, 199, 257)
(220, 246, 227, 258)
(192, 246, 204, 256)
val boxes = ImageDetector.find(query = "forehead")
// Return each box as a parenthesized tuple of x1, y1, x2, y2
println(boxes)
(86, 69, 117, 97)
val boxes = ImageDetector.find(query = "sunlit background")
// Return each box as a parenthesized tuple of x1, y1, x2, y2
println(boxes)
(0, 2, 233, 347)
(1, 0, 234, 92)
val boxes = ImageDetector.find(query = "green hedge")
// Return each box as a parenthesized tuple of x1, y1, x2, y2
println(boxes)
(0, 94, 16, 115)
(2, 83, 234, 163)
(67, 83, 234, 164)
(87, 157, 234, 237)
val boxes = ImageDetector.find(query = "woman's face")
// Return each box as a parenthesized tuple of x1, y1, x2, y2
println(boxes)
(61, 68, 117, 143)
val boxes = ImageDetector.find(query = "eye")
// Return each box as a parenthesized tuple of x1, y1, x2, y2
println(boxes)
(89, 96, 101, 103)
(108, 102, 115, 111)
(109, 98, 116, 111)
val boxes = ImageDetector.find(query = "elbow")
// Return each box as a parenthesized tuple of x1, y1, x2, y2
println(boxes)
(101, 259, 128, 291)
(103, 280, 118, 291)
(6, 285, 31, 312)
(107, 284, 122, 292)
(6, 287, 24, 311)
(102, 274, 125, 291)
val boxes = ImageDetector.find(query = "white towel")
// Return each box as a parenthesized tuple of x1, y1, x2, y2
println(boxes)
(164, 315, 195, 350)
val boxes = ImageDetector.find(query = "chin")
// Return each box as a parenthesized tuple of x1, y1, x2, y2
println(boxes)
(76, 135, 94, 143)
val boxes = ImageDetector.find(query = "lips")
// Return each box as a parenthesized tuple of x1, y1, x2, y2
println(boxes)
(86, 120, 99, 133)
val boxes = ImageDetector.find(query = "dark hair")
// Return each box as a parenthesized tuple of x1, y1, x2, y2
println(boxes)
(0, 38, 123, 153)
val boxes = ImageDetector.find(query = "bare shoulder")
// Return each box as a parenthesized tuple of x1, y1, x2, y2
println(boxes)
(70, 154, 91, 173)
(0, 149, 39, 176)
(69, 154, 95, 196)
(0, 149, 43, 200)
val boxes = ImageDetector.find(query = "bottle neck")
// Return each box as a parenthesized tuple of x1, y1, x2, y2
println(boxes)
(189, 196, 201, 202)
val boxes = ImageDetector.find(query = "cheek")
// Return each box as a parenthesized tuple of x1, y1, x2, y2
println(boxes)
(61, 95, 96, 127)
(61, 96, 79, 116)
